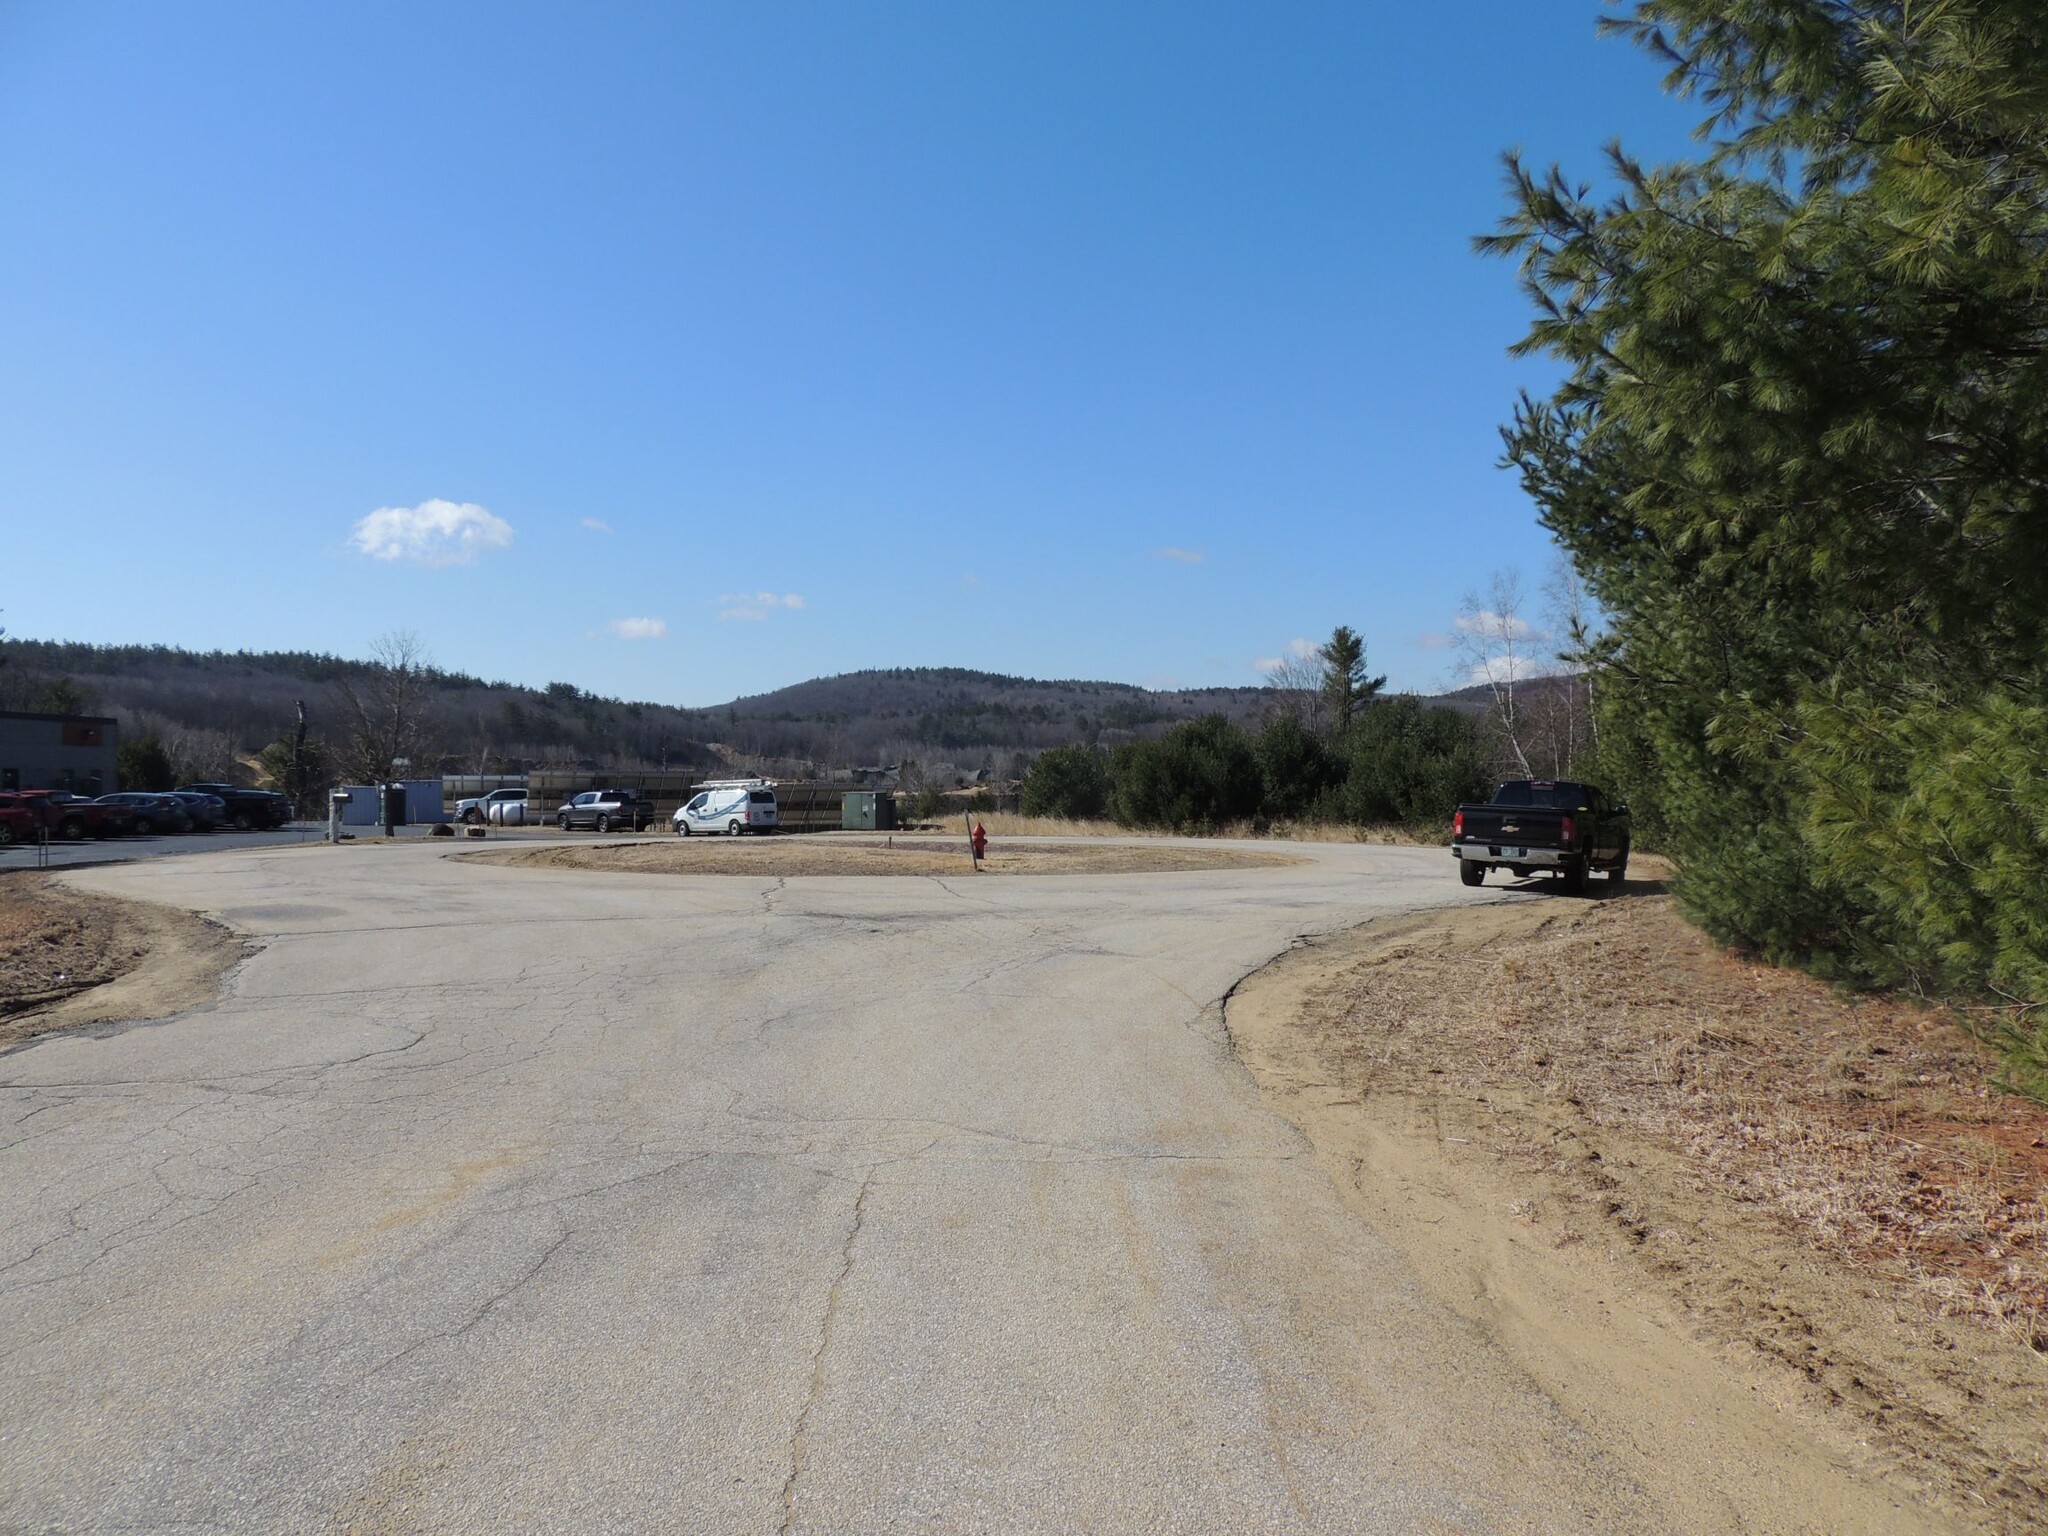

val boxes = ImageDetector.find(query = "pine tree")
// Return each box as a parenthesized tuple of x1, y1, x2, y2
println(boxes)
(1484, 0, 2048, 1095)
(1316, 626, 1385, 737)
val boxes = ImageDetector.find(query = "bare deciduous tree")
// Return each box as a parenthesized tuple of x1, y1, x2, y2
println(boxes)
(1453, 570, 1541, 778)
(1263, 642, 1325, 733)
(333, 631, 438, 784)
(1537, 556, 1600, 775)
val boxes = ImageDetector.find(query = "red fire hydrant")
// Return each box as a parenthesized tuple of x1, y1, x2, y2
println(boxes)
(970, 821, 988, 864)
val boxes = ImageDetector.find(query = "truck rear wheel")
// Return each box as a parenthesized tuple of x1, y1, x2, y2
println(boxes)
(1459, 860, 1484, 887)
(1561, 858, 1590, 895)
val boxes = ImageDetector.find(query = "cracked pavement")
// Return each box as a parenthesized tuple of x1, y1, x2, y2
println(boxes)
(1, 838, 1668, 1533)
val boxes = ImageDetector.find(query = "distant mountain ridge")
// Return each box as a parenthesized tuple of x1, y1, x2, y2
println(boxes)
(0, 642, 1279, 775)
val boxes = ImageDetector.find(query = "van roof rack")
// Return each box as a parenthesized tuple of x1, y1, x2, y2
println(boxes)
(698, 777, 774, 789)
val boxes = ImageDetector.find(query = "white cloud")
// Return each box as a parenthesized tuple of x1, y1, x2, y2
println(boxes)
(1464, 654, 1550, 686)
(607, 616, 667, 640)
(1152, 546, 1206, 565)
(350, 500, 513, 566)
(1252, 656, 1283, 673)
(717, 592, 806, 622)
(580, 517, 612, 534)
(1453, 609, 1540, 641)
(1287, 636, 1316, 659)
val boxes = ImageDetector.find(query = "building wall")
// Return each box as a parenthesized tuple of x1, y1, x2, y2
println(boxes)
(0, 712, 120, 794)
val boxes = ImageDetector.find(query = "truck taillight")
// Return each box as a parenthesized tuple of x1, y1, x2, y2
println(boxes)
(1561, 814, 1576, 845)
(1452, 810, 1464, 838)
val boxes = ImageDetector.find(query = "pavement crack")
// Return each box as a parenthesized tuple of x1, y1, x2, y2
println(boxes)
(779, 1167, 874, 1534)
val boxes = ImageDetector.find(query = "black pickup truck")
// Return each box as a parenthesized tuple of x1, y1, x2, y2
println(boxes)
(177, 782, 294, 830)
(1451, 779, 1631, 893)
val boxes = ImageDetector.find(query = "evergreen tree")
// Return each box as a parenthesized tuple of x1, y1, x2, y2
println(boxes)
(1019, 745, 1111, 819)
(1486, 0, 2048, 1094)
(1316, 626, 1385, 736)
(118, 734, 175, 792)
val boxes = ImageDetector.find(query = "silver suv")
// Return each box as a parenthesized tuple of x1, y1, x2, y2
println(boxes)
(553, 789, 657, 833)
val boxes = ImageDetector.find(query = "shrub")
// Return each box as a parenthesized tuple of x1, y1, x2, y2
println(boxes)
(1110, 716, 1261, 831)
(1254, 715, 1338, 818)
(1019, 745, 1110, 819)
(1322, 699, 1490, 827)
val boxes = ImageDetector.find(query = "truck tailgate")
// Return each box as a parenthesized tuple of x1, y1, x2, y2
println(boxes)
(1459, 807, 1569, 847)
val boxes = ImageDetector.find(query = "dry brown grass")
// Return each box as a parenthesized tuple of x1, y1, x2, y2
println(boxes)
(0, 871, 141, 1016)
(0, 872, 245, 1046)
(962, 812, 1436, 844)
(465, 836, 1304, 878)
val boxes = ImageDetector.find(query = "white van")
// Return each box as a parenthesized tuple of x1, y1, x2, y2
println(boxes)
(674, 780, 779, 836)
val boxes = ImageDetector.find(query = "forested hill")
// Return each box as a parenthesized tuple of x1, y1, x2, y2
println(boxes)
(0, 639, 719, 776)
(716, 667, 1273, 765)
(0, 642, 1276, 776)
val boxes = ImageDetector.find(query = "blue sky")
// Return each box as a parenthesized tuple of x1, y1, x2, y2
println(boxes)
(0, 3, 1700, 705)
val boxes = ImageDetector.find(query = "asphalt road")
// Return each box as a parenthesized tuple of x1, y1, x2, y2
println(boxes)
(0, 821, 326, 871)
(0, 838, 1671, 1534)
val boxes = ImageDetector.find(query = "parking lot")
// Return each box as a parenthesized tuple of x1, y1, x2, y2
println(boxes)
(0, 836, 1675, 1536)
(0, 822, 327, 871)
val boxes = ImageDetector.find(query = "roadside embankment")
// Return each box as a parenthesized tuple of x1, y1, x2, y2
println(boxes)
(1227, 886, 2047, 1535)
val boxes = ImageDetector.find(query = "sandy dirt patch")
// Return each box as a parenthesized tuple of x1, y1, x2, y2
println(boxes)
(464, 836, 1305, 877)
(1227, 888, 2047, 1536)
(0, 871, 247, 1047)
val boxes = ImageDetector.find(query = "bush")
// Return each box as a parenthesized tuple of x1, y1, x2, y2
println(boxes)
(1254, 715, 1338, 818)
(1110, 716, 1261, 831)
(1321, 699, 1490, 827)
(1019, 745, 1110, 819)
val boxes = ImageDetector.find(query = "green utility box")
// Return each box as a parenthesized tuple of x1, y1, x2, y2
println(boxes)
(842, 791, 897, 832)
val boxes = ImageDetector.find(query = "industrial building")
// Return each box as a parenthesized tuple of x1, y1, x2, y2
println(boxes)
(0, 709, 120, 794)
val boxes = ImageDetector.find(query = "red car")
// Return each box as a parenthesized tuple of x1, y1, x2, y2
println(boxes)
(15, 790, 126, 840)
(0, 793, 40, 846)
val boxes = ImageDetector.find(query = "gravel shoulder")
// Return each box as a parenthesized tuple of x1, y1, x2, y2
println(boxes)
(0, 871, 248, 1047)
(1226, 886, 2048, 1535)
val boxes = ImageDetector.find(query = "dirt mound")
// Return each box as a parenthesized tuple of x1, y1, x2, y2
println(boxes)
(463, 836, 1304, 878)
(1, 872, 246, 1048)
(1229, 891, 2048, 1535)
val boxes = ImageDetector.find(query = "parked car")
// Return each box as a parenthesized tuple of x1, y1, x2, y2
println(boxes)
(1450, 779, 1631, 893)
(176, 783, 293, 830)
(455, 787, 529, 826)
(553, 789, 657, 833)
(14, 790, 128, 840)
(96, 793, 194, 835)
(674, 781, 779, 837)
(167, 791, 227, 830)
(0, 793, 41, 845)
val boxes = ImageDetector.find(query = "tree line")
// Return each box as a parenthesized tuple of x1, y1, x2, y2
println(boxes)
(1490, 0, 2047, 1097)
(1019, 627, 1498, 831)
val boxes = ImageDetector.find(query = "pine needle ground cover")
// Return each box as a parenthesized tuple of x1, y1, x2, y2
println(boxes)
(1246, 889, 2048, 1525)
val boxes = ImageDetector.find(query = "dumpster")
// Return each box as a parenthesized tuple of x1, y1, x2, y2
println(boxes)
(842, 791, 897, 832)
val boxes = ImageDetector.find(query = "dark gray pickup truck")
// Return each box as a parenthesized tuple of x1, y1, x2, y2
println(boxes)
(1451, 779, 1631, 892)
